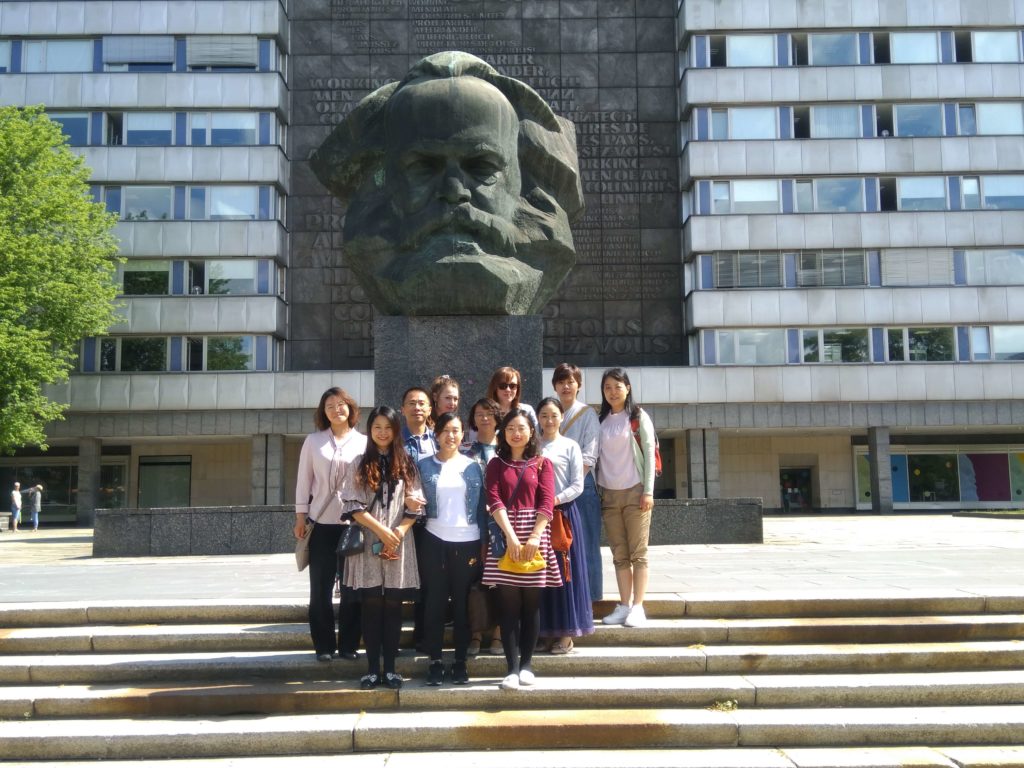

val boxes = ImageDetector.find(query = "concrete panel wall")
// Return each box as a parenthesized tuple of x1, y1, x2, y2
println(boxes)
(112, 296, 286, 336)
(113, 221, 287, 259)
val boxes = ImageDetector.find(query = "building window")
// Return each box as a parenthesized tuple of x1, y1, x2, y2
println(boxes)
(709, 109, 728, 139)
(716, 329, 787, 365)
(894, 104, 942, 137)
(120, 337, 168, 371)
(723, 35, 775, 67)
(796, 178, 864, 213)
(102, 35, 174, 72)
(977, 103, 1024, 135)
(187, 35, 258, 71)
(120, 186, 173, 221)
(981, 175, 1024, 209)
(809, 105, 861, 138)
(972, 30, 1020, 62)
(897, 177, 946, 211)
(23, 39, 94, 72)
(958, 104, 977, 136)
(727, 107, 776, 140)
(962, 176, 981, 209)
(797, 250, 866, 287)
(890, 31, 939, 63)
(713, 252, 782, 289)
(211, 113, 258, 145)
(121, 260, 170, 295)
(992, 326, 1024, 360)
(0, 40, 10, 72)
(881, 249, 954, 286)
(887, 327, 955, 362)
(123, 113, 174, 146)
(207, 336, 255, 371)
(190, 260, 260, 295)
(188, 186, 260, 220)
(713, 180, 779, 214)
(808, 33, 859, 65)
(971, 326, 992, 361)
(966, 249, 1024, 286)
(802, 328, 869, 363)
(49, 112, 91, 145)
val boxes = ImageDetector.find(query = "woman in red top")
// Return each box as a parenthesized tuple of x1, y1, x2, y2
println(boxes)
(482, 408, 561, 690)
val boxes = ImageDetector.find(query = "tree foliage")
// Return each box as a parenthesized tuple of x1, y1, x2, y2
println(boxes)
(0, 106, 121, 453)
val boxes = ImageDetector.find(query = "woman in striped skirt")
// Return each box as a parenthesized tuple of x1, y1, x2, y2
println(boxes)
(482, 408, 561, 690)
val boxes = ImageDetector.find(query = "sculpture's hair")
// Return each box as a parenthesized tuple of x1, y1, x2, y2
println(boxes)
(311, 51, 584, 223)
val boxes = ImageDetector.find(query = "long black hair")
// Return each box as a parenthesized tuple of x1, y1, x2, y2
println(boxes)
(356, 406, 417, 492)
(598, 367, 639, 422)
(496, 408, 539, 461)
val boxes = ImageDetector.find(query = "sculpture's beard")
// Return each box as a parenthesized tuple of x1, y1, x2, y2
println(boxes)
(343, 189, 576, 316)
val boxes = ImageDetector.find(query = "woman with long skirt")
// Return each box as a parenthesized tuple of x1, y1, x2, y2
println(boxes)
(535, 397, 593, 654)
(482, 408, 561, 690)
(342, 406, 423, 690)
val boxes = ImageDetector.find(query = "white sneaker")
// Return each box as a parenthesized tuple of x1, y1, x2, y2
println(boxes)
(602, 603, 631, 625)
(518, 669, 535, 686)
(624, 604, 647, 628)
(500, 673, 520, 690)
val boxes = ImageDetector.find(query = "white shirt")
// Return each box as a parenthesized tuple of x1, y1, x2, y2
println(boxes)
(598, 410, 641, 490)
(11, 489, 21, 511)
(426, 453, 479, 543)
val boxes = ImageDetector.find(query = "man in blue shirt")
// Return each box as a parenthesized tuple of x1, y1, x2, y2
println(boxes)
(401, 387, 437, 461)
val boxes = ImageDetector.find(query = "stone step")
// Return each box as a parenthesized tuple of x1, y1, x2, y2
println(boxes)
(2, 753, 1024, 768)
(3, 591, 1023, 627)
(3, 670, 1024, 719)
(3, 614, 1022, 655)
(2, 746, 1024, 768)
(2, 707, 1024, 759)
(2, 641, 1022, 685)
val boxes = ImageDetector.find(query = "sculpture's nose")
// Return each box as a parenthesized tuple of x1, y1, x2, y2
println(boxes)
(440, 165, 471, 204)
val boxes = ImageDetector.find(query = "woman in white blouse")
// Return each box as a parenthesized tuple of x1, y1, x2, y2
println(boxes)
(294, 387, 367, 662)
(536, 397, 594, 654)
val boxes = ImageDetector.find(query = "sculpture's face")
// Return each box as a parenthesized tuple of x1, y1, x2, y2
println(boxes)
(342, 77, 553, 315)
(389, 77, 521, 253)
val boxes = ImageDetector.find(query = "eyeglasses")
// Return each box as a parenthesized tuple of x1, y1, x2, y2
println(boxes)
(497, 382, 518, 391)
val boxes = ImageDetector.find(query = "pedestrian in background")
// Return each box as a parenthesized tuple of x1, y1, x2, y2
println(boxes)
(9, 482, 21, 532)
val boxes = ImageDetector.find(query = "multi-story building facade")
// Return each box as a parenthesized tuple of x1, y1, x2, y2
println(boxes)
(1, 0, 1022, 524)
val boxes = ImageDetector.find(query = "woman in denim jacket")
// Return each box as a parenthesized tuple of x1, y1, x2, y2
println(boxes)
(416, 411, 486, 686)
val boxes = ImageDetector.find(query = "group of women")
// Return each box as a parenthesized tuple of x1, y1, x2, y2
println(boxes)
(294, 364, 659, 690)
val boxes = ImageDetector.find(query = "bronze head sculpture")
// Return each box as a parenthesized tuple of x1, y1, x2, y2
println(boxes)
(310, 51, 584, 316)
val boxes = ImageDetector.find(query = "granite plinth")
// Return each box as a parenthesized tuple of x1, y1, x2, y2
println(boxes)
(647, 498, 764, 545)
(94, 507, 295, 557)
(374, 315, 544, 413)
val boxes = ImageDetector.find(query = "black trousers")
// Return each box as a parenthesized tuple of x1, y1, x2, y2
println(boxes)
(307, 522, 361, 656)
(420, 530, 481, 663)
(496, 584, 541, 675)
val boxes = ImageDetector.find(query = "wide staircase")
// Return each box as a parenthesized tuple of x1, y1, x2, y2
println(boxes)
(1, 593, 1023, 767)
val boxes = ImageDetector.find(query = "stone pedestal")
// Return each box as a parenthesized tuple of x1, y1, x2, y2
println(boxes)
(374, 316, 544, 412)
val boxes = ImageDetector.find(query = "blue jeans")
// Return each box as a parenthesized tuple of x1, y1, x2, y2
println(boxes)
(577, 473, 603, 602)
(29, 508, 38, 530)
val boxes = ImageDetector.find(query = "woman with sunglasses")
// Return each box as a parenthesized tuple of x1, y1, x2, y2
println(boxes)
(486, 366, 537, 428)
(342, 406, 423, 690)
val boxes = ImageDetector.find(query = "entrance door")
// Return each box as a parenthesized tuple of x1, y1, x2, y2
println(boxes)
(780, 467, 813, 512)
(138, 456, 191, 508)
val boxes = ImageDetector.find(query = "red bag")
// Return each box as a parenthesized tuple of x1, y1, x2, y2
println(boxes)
(631, 410, 663, 477)
(549, 505, 573, 583)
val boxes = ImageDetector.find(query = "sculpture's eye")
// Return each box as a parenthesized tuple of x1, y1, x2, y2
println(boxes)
(402, 154, 443, 178)
(463, 154, 503, 183)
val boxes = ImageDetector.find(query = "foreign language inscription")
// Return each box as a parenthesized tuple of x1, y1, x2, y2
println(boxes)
(290, 0, 682, 369)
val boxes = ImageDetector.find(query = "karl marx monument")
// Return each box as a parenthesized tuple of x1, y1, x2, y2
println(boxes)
(311, 50, 585, 317)
(311, 51, 585, 406)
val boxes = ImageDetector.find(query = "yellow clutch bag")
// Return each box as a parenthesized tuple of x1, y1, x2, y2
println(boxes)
(497, 551, 546, 573)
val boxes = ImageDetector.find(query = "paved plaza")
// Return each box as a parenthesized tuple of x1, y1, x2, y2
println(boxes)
(2, 514, 1023, 604)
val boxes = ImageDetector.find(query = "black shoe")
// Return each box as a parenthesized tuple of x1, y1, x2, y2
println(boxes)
(426, 660, 444, 686)
(451, 661, 469, 685)
(316, 653, 332, 663)
(360, 673, 379, 690)
(383, 672, 403, 690)
(336, 650, 359, 661)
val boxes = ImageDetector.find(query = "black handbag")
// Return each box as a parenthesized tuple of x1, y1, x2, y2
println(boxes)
(336, 523, 365, 557)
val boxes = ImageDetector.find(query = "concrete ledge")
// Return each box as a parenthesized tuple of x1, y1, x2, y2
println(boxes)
(650, 498, 763, 545)
(94, 506, 295, 557)
(94, 497, 761, 556)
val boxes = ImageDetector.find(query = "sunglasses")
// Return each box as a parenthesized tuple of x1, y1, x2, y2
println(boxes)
(497, 382, 518, 391)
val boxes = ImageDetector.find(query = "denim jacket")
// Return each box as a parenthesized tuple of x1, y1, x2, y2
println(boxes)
(417, 454, 487, 539)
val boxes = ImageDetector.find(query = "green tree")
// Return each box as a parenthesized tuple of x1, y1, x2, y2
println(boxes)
(0, 106, 121, 453)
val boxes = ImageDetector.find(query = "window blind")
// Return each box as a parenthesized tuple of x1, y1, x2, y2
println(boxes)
(103, 36, 174, 64)
(187, 36, 258, 67)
